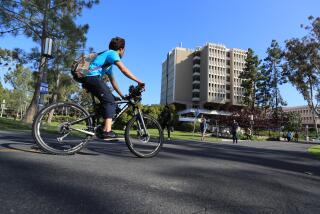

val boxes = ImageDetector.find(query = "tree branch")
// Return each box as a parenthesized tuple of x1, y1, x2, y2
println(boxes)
(0, 5, 42, 38)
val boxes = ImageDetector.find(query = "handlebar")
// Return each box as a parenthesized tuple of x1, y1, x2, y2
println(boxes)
(123, 84, 145, 103)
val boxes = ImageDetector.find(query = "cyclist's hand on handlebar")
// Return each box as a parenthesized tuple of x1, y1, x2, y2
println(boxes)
(123, 95, 130, 100)
(138, 82, 145, 90)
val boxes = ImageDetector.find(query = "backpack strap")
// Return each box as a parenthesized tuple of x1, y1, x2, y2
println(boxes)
(88, 50, 107, 72)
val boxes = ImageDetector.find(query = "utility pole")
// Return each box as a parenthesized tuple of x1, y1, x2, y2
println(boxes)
(38, 0, 51, 110)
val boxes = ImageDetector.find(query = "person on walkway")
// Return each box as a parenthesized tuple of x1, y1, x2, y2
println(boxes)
(231, 120, 239, 144)
(200, 115, 208, 141)
(287, 131, 293, 142)
(294, 132, 299, 142)
(159, 105, 173, 141)
(245, 127, 252, 140)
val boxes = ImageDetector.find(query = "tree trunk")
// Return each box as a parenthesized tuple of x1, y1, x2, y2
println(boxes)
(22, 56, 45, 124)
(47, 72, 61, 123)
(22, 75, 41, 123)
(21, 0, 49, 124)
(309, 81, 319, 137)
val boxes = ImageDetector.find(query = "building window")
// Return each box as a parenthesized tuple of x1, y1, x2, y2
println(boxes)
(193, 92, 200, 97)
(227, 60, 230, 65)
(193, 76, 200, 81)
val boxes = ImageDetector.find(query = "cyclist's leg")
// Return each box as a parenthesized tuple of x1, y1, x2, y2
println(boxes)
(82, 76, 116, 132)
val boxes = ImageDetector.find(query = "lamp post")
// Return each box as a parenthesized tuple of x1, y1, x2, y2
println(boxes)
(305, 125, 309, 141)
(0, 99, 6, 117)
(37, 0, 51, 110)
(249, 114, 254, 138)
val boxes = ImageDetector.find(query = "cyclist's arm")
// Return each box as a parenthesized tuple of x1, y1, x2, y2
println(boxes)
(107, 74, 125, 99)
(115, 61, 143, 85)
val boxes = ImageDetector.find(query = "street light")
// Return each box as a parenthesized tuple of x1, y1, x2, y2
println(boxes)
(43, 37, 53, 57)
(249, 114, 254, 138)
(0, 99, 6, 117)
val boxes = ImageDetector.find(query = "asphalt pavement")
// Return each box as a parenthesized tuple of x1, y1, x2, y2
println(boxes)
(0, 130, 319, 214)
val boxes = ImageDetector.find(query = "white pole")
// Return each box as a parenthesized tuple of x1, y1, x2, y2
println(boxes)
(0, 100, 5, 117)
(193, 117, 196, 136)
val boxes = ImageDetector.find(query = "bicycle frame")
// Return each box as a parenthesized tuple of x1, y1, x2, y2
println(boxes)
(68, 93, 148, 137)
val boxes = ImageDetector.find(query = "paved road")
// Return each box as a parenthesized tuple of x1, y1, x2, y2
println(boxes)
(0, 130, 320, 214)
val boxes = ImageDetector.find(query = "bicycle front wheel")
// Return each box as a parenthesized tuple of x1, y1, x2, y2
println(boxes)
(125, 114, 164, 158)
(32, 102, 93, 155)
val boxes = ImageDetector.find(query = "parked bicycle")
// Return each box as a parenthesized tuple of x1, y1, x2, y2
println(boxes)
(32, 85, 164, 158)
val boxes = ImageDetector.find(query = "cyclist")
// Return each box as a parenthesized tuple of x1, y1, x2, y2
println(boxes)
(82, 37, 144, 139)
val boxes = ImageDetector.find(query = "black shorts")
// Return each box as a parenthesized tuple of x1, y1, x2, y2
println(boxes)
(82, 76, 116, 119)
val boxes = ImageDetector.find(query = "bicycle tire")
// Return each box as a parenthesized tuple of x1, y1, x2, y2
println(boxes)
(32, 102, 93, 155)
(125, 114, 164, 158)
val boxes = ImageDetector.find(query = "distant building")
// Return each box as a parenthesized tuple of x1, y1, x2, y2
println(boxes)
(160, 43, 247, 121)
(283, 105, 320, 128)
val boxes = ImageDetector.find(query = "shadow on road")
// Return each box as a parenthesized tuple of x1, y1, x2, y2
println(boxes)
(161, 141, 320, 177)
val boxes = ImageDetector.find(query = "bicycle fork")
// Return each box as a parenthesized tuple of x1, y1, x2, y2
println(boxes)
(136, 109, 149, 140)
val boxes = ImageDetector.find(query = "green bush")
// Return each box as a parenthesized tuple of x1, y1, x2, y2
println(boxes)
(50, 115, 77, 123)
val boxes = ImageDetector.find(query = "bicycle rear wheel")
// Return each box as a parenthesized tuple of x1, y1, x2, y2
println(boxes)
(32, 102, 93, 155)
(125, 114, 164, 158)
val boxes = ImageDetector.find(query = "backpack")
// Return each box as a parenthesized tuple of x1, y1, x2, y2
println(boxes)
(71, 51, 105, 82)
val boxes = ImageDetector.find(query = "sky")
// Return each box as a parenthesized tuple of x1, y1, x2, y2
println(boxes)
(1, 0, 320, 106)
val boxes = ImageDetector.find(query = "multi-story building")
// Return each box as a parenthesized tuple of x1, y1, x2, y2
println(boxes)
(283, 105, 320, 128)
(160, 43, 247, 119)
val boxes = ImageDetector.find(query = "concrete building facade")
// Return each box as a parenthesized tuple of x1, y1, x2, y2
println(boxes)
(283, 105, 320, 128)
(160, 43, 247, 114)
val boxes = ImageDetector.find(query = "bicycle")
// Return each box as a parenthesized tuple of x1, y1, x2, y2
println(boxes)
(32, 85, 164, 158)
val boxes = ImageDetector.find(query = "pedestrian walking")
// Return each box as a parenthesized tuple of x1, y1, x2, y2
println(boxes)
(245, 127, 252, 140)
(294, 132, 299, 142)
(159, 105, 173, 141)
(231, 120, 239, 144)
(287, 131, 293, 142)
(200, 115, 207, 141)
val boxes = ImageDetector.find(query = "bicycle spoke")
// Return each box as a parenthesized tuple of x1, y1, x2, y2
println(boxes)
(125, 114, 163, 157)
(33, 103, 92, 154)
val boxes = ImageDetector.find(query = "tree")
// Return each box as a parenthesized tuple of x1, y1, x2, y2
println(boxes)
(0, 0, 99, 123)
(0, 79, 10, 104)
(239, 48, 260, 110)
(4, 64, 34, 93)
(282, 111, 302, 133)
(284, 16, 320, 136)
(256, 64, 272, 115)
(4, 64, 34, 118)
(267, 40, 287, 115)
(143, 104, 162, 121)
(261, 40, 287, 132)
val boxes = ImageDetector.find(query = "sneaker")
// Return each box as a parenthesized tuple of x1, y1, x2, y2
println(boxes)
(101, 131, 118, 139)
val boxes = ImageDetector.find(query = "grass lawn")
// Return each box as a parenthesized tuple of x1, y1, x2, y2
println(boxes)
(308, 145, 320, 159)
(114, 130, 221, 142)
(0, 117, 31, 131)
(164, 130, 221, 142)
(0, 117, 232, 143)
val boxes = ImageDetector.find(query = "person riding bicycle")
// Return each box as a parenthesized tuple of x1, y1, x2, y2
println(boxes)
(82, 37, 144, 139)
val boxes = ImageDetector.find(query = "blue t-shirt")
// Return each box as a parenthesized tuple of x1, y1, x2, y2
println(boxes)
(86, 50, 121, 77)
